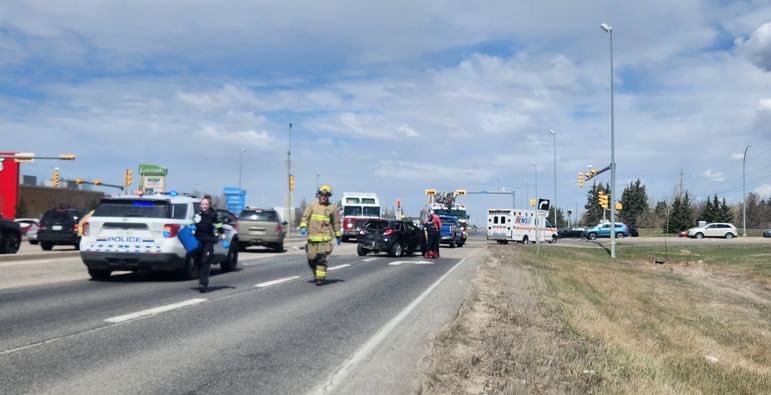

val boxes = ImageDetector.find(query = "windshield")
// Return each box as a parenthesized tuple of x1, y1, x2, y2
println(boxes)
(93, 199, 171, 218)
(344, 206, 362, 216)
(363, 207, 380, 217)
(41, 210, 81, 225)
(434, 209, 467, 219)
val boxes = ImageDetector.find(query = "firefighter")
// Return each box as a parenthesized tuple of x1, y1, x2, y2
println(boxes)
(299, 184, 342, 285)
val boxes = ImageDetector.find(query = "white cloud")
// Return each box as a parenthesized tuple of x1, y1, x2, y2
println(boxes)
(736, 21, 771, 71)
(397, 124, 418, 137)
(703, 169, 726, 182)
(756, 184, 771, 199)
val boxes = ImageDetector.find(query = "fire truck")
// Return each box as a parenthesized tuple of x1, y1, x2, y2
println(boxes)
(340, 192, 381, 241)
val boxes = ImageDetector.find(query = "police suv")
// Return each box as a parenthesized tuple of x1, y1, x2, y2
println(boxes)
(79, 194, 239, 280)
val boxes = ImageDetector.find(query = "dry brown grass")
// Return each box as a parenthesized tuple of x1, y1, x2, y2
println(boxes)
(419, 244, 771, 394)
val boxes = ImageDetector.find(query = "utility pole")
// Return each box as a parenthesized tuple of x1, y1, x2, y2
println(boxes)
(679, 168, 685, 197)
(743, 145, 750, 237)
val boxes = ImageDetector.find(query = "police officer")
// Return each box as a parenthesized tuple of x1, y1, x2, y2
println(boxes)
(193, 196, 224, 293)
(299, 184, 342, 285)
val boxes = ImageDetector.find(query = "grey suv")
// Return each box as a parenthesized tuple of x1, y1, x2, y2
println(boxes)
(237, 208, 286, 252)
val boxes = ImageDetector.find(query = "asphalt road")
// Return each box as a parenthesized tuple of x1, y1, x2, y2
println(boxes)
(0, 240, 480, 394)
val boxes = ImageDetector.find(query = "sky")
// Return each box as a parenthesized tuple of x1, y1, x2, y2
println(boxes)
(2, 0, 771, 226)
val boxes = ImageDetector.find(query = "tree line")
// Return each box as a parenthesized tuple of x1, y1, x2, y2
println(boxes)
(578, 180, 771, 233)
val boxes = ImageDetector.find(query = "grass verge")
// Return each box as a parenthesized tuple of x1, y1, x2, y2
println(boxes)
(419, 243, 771, 394)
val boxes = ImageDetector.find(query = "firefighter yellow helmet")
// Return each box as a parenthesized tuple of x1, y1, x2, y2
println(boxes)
(318, 184, 333, 196)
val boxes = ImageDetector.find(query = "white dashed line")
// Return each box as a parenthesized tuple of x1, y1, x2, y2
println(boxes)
(104, 298, 207, 323)
(388, 261, 406, 266)
(255, 276, 301, 288)
(362, 257, 378, 262)
(327, 264, 351, 271)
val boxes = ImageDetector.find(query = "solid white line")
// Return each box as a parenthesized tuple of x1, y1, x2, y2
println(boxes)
(387, 261, 406, 266)
(255, 276, 300, 288)
(327, 264, 351, 271)
(309, 256, 469, 395)
(104, 298, 206, 323)
(0, 259, 57, 267)
(362, 257, 378, 262)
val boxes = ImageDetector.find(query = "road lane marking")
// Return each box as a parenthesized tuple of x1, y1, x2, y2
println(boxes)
(104, 298, 207, 323)
(412, 260, 434, 265)
(388, 261, 407, 266)
(255, 276, 300, 288)
(327, 264, 350, 271)
(310, 256, 469, 395)
(362, 257, 378, 262)
(0, 259, 57, 267)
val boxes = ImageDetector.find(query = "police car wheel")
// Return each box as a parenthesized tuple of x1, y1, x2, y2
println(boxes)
(88, 268, 111, 281)
(177, 255, 199, 280)
(221, 244, 239, 272)
(357, 245, 368, 256)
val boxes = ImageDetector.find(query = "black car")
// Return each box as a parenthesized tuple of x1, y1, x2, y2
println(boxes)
(0, 217, 21, 254)
(558, 227, 585, 238)
(357, 219, 422, 257)
(37, 208, 88, 250)
(628, 224, 639, 237)
(763, 229, 771, 238)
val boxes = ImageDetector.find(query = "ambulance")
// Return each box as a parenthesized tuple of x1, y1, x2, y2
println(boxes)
(487, 208, 557, 244)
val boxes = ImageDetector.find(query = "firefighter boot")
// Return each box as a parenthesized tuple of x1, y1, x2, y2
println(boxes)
(315, 264, 327, 286)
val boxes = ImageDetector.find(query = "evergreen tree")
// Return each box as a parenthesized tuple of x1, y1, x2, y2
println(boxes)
(718, 198, 734, 223)
(620, 179, 648, 225)
(547, 207, 567, 228)
(701, 196, 715, 223)
(581, 182, 607, 225)
(668, 192, 694, 233)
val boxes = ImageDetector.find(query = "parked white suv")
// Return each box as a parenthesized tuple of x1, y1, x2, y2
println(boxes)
(80, 194, 239, 280)
(687, 223, 737, 239)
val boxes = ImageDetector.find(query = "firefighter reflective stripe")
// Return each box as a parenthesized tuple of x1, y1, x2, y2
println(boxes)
(214, 223, 223, 229)
(299, 222, 308, 228)
(315, 267, 327, 280)
(308, 235, 333, 242)
(311, 213, 330, 223)
(335, 230, 342, 237)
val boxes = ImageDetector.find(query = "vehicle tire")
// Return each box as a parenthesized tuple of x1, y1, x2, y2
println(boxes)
(550, 235, 558, 244)
(272, 242, 284, 252)
(522, 235, 529, 244)
(88, 268, 111, 281)
(390, 243, 403, 257)
(587, 233, 597, 241)
(238, 242, 248, 252)
(496, 240, 508, 245)
(41, 242, 54, 251)
(74, 241, 81, 250)
(695, 233, 704, 240)
(342, 236, 349, 243)
(616, 233, 625, 239)
(30, 240, 39, 245)
(221, 244, 239, 272)
(725, 233, 734, 239)
(177, 255, 199, 280)
(357, 244, 368, 256)
(1, 232, 20, 254)
(457, 240, 465, 248)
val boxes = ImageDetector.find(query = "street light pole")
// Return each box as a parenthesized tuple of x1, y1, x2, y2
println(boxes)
(316, 172, 320, 190)
(549, 129, 557, 229)
(743, 145, 751, 237)
(601, 22, 617, 258)
(287, 123, 293, 235)
(238, 148, 247, 192)
(533, 162, 540, 256)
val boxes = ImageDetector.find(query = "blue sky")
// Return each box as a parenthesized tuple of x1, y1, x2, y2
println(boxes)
(2, 0, 771, 225)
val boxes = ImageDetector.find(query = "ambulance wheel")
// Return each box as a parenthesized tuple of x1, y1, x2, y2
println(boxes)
(357, 245, 368, 256)
(177, 255, 199, 280)
(88, 268, 111, 281)
(496, 240, 508, 245)
(522, 236, 529, 244)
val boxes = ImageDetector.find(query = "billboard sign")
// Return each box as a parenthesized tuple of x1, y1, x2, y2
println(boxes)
(138, 164, 167, 194)
(0, 154, 20, 218)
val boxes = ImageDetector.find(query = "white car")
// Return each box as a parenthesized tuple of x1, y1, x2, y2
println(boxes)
(687, 223, 737, 239)
(79, 194, 239, 280)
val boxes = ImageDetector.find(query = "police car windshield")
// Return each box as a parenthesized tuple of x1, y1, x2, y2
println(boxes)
(93, 199, 172, 218)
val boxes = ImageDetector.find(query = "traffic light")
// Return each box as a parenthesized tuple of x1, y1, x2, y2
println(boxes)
(74, 178, 84, 185)
(52, 169, 60, 188)
(598, 191, 609, 209)
(59, 154, 76, 160)
(615, 201, 623, 210)
(590, 168, 598, 178)
(93, 179, 102, 186)
(529, 198, 536, 207)
(578, 172, 585, 188)
(455, 189, 466, 196)
(124, 169, 133, 188)
(424, 188, 436, 196)
(289, 174, 295, 192)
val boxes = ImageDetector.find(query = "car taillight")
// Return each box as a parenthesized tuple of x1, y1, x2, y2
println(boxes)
(73, 224, 80, 233)
(275, 223, 283, 234)
(383, 229, 396, 236)
(163, 224, 181, 238)
(82, 222, 89, 236)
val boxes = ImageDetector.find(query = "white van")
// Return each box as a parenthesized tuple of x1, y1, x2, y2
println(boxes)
(487, 208, 557, 244)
